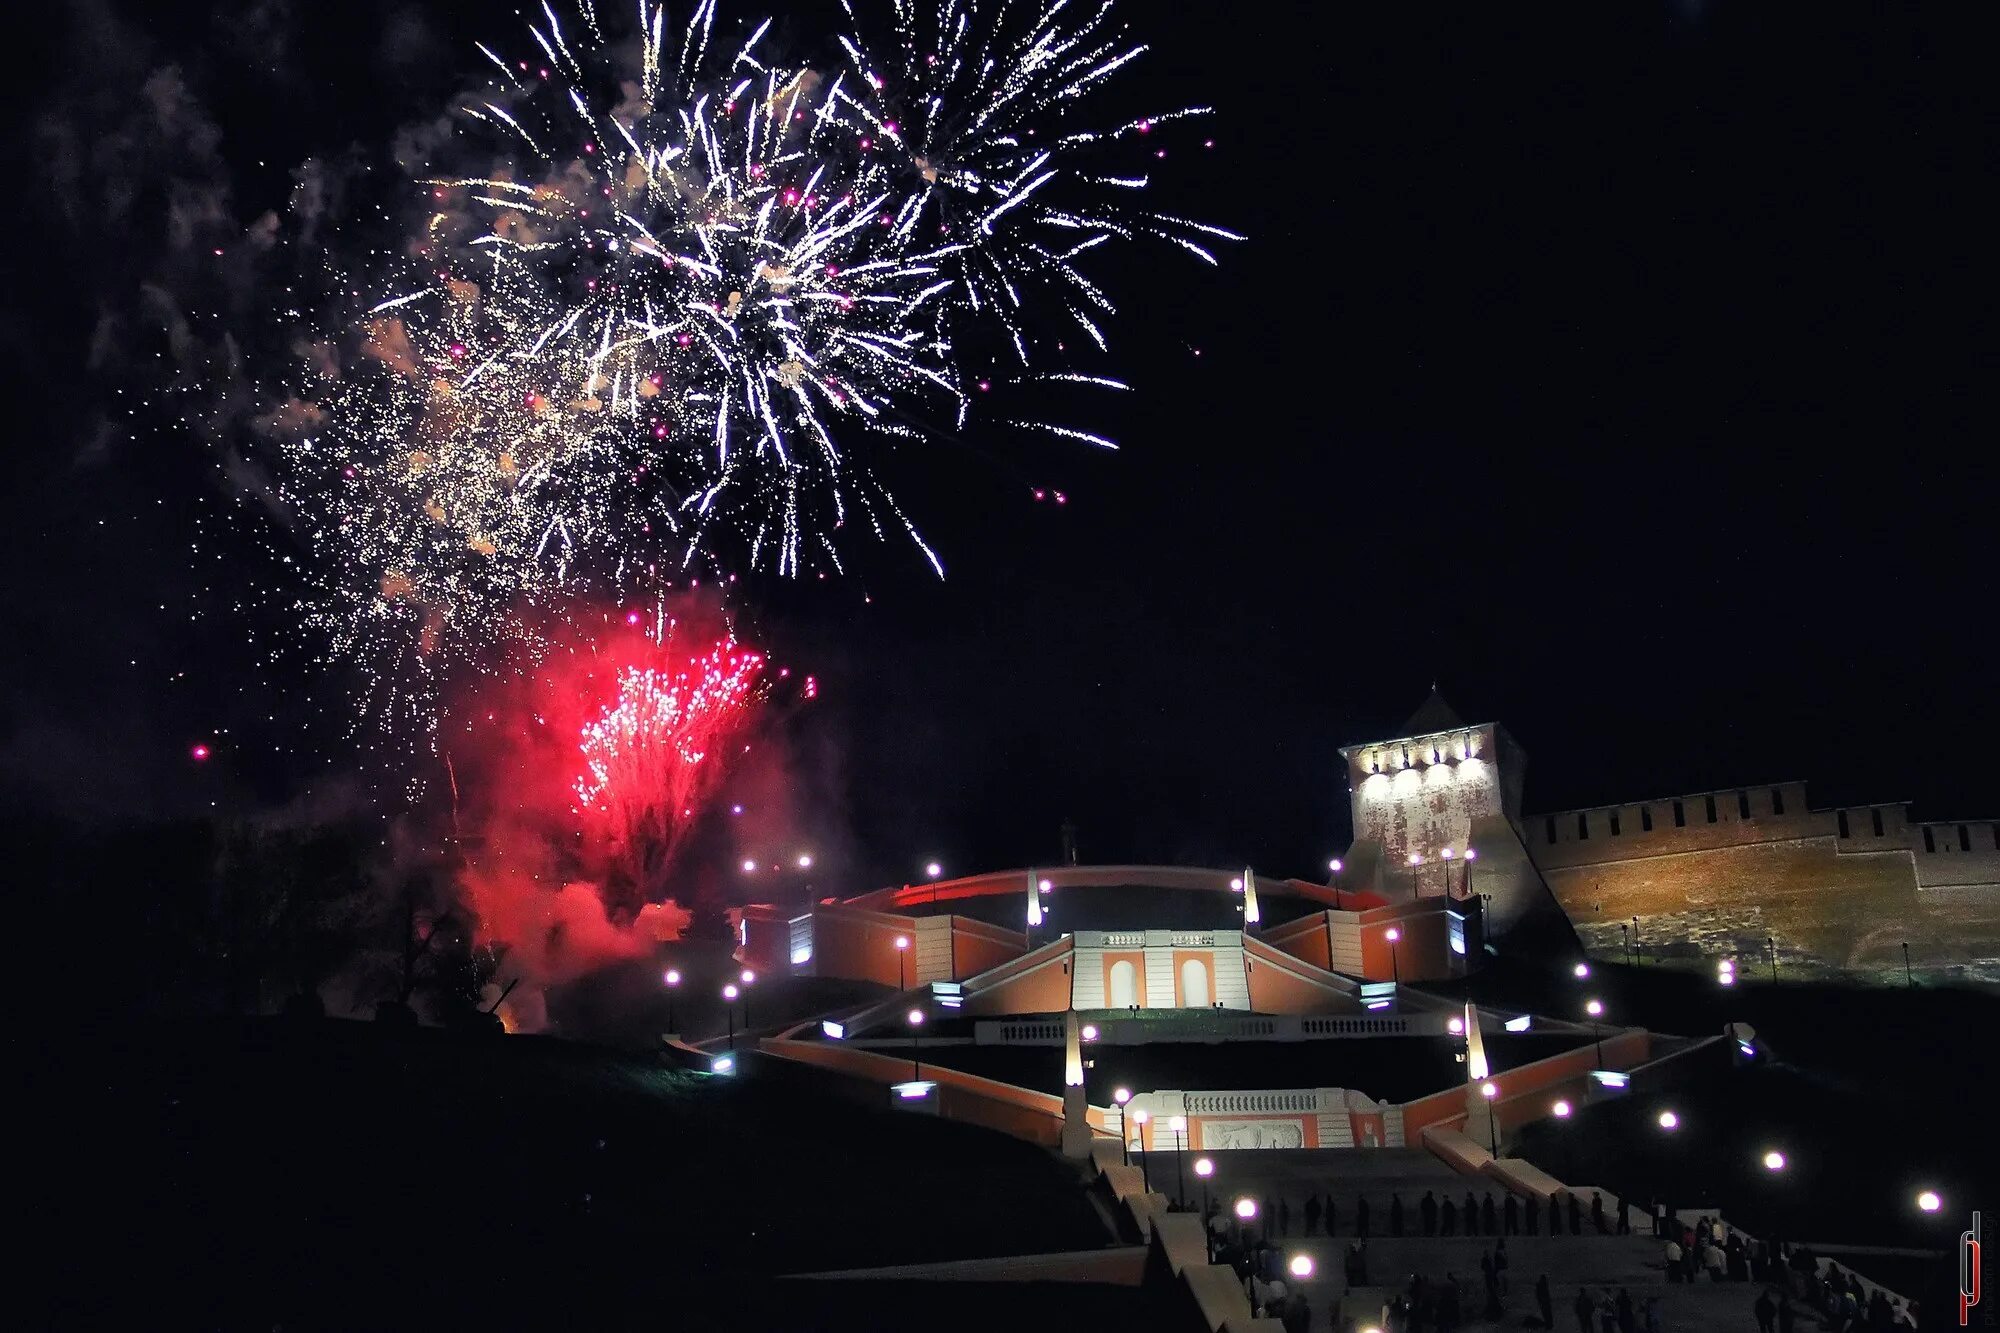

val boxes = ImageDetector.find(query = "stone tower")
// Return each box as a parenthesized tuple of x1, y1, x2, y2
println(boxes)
(1337, 691, 1573, 947)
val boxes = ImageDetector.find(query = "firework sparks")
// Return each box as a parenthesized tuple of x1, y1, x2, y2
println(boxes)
(574, 628, 765, 890)
(264, 0, 1234, 742)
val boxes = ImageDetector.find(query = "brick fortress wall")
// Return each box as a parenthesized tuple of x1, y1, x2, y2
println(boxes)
(1526, 782, 2000, 981)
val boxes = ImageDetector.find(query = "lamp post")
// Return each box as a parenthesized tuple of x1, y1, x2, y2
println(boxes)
(739, 968, 756, 1028)
(1902, 941, 1914, 988)
(895, 933, 909, 991)
(1385, 927, 1402, 984)
(1620, 922, 1630, 967)
(664, 968, 682, 1032)
(1195, 1156, 1214, 1220)
(907, 1006, 925, 1082)
(1408, 852, 1424, 898)
(1329, 857, 1343, 908)
(1441, 847, 1454, 901)
(1480, 1081, 1500, 1155)
(1114, 1088, 1132, 1166)
(1170, 1115, 1188, 1209)
(722, 982, 739, 1052)
(1132, 1110, 1151, 1192)
(1463, 847, 1476, 898)
(1234, 1196, 1258, 1248)
(1631, 917, 1642, 965)
(1767, 936, 1778, 984)
(1585, 998, 1605, 1068)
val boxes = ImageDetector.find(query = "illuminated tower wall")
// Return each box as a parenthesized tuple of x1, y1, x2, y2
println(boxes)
(1338, 706, 1571, 945)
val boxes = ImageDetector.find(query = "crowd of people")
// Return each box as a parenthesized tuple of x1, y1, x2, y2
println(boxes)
(1240, 1184, 1637, 1241)
(1190, 1185, 1919, 1331)
(1659, 1215, 1918, 1328)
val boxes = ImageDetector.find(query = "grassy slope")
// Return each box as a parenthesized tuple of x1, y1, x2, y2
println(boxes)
(56, 1018, 1112, 1325)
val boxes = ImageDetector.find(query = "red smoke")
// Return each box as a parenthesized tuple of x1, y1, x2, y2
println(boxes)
(439, 600, 792, 1031)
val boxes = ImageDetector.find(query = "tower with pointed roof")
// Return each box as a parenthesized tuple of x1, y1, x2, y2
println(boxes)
(1336, 689, 1571, 945)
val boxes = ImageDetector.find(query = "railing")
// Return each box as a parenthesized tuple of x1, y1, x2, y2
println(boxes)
(1101, 932, 1146, 948)
(994, 1021, 1066, 1042)
(1170, 932, 1217, 947)
(974, 1011, 1443, 1045)
(1302, 1015, 1412, 1036)
(1183, 1090, 1320, 1115)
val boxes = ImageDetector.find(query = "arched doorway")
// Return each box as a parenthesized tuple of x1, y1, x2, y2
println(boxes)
(1109, 959, 1139, 1009)
(1180, 957, 1211, 1008)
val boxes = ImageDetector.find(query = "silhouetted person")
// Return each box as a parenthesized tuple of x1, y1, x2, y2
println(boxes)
(1265, 1197, 1278, 1235)
(1592, 1192, 1607, 1235)
(1303, 1193, 1321, 1235)
(1325, 1194, 1337, 1236)
(1483, 1191, 1498, 1235)
(1616, 1287, 1636, 1333)
(1537, 1274, 1555, 1329)
(1505, 1191, 1520, 1234)
(1422, 1190, 1439, 1236)
(1755, 1287, 1778, 1333)
(1442, 1197, 1456, 1236)
(1495, 1236, 1511, 1295)
(1357, 1195, 1370, 1238)
(1575, 1287, 1596, 1333)
(1618, 1196, 1631, 1234)
(1568, 1193, 1583, 1235)
(1279, 1198, 1291, 1237)
(1526, 1192, 1540, 1234)
(1390, 1192, 1405, 1237)
(1777, 1294, 1796, 1333)
(1465, 1190, 1480, 1235)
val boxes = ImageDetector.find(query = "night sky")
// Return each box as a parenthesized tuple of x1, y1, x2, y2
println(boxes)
(4, 0, 1993, 892)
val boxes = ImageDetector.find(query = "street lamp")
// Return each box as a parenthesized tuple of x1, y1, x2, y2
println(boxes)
(1408, 851, 1424, 897)
(1385, 927, 1402, 983)
(1463, 846, 1477, 898)
(1169, 1115, 1188, 1209)
(1481, 1081, 1500, 1155)
(722, 982, 739, 1051)
(907, 1006, 925, 1082)
(1194, 1156, 1214, 1219)
(739, 968, 756, 1027)
(741, 858, 757, 874)
(1114, 1088, 1132, 1166)
(1902, 941, 1914, 988)
(664, 968, 682, 1032)
(1631, 916, 1641, 965)
(1132, 1110, 1151, 1192)
(1585, 999, 1605, 1068)
(1329, 857, 1343, 906)
(925, 861, 942, 878)
(895, 934, 910, 991)
(1718, 959, 1736, 987)
(1573, 961, 1591, 979)
(1762, 1150, 1786, 1172)
(1767, 936, 1778, 984)
(1288, 1254, 1315, 1280)
(1552, 1099, 1572, 1118)
(1657, 1110, 1679, 1131)
(1234, 1196, 1258, 1247)
(797, 853, 813, 869)
(1917, 1190, 1942, 1213)
(1620, 922, 1631, 967)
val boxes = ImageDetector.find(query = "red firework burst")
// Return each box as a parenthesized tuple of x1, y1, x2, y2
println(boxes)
(573, 635, 765, 888)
